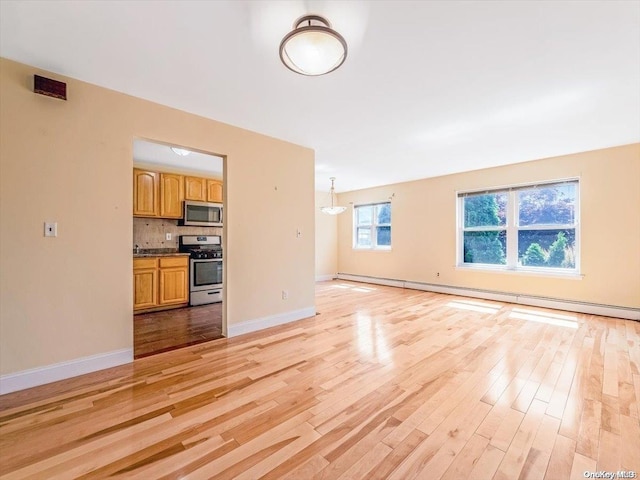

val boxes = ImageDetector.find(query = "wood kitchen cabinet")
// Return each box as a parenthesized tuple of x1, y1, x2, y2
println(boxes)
(207, 179, 223, 203)
(134, 168, 221, 217)
(159, 257, 189, 305)
(134, 256, 188, 313)
(184, 176, 207, 202)
(133, 258, 158, 310)
(159, 173, 184, 218)
(185, 176, 223, 203)
(133, 169, 159, 217)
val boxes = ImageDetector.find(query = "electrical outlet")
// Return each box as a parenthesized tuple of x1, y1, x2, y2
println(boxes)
(282, 290, 288, 300)
(166, 233, 172, 241)
(436, 272, 440, 277)
(44, 222, 57, 237)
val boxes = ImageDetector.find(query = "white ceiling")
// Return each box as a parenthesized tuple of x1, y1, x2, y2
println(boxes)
(1, 1, 638, 192)
(133, 139, 223, 176)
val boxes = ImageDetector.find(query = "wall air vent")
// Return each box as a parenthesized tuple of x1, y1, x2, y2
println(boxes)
(34, 75, 67, 100)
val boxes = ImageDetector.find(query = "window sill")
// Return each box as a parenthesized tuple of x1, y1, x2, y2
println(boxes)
(352, 247, 392, 252)
(456, 264, 583, 279)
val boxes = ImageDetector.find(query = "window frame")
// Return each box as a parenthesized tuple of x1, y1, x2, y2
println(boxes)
(457, 178, 580, 276)
(353, 201, 392, 250)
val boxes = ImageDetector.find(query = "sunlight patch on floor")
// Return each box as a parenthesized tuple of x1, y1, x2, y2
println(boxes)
(331, 283, 377, 293)
(446, 299, 502, 314)
(509, 307, 578, 329)
(356, 313, 393, 364)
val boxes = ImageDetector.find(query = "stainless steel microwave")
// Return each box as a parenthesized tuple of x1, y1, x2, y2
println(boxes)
(181, 201, 223, 227)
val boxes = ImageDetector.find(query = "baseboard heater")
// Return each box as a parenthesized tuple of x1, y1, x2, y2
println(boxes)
(336, 273, 640, 321)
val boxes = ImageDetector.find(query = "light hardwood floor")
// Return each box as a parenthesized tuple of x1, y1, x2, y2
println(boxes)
(1, 281, 638, 479)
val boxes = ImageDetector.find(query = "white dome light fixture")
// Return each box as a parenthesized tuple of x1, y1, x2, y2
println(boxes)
(279, 15, 347, 76)
(171, 147, 191, 156)
(320, 177, 347, 215)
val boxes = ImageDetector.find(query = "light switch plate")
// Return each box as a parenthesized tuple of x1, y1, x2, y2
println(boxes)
(44, 222, 57, 237)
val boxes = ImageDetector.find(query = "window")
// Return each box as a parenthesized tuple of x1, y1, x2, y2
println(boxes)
(354, 202, 391, 249)
(458, 180, 579, 273)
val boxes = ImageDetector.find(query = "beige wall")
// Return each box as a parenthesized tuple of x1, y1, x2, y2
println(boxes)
(337, 144, 640, 308)
(0, 58, 315, 375)
(315, 191, 338, 279)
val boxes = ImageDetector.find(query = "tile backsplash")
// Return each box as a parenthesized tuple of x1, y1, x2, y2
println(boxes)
(133, 218, 222, 249)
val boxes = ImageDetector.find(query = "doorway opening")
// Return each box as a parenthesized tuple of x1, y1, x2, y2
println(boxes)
(132, 138, 226, 358)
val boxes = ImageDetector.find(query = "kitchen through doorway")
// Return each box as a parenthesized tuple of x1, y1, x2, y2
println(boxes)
(132, 138, 226, 358)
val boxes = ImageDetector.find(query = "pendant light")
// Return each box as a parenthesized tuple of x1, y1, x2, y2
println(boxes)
(320, 177, 347, 215)
(279, 15, 347, 76)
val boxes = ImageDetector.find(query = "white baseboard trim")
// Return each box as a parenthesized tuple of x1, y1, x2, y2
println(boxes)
(316, 274, 337, 282)
(227, 306, 316, 338)
(0, 348, 133, 395)
(336, 273, 640, 321)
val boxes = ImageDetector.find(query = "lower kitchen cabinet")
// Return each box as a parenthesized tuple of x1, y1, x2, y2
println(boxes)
(158, 257, 189, 305)
(134, 256, 188, 313)
(133, 259, 158, 310)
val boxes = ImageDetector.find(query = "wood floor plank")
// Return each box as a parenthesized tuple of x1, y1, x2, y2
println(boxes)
(618, 414, 640, 473)
(575, 398, 601, 460)
(0, 280, 636, 480)
(440, 433, 490, 480)
(493, 399, 547, 480)
(489, 407, 525, 452)
(596, 428, 621, 473)
(517, 414, 560, 480)
(569, 452, 597, 480)
(545, 434, 576, 480)
(467, 443, 505, 479)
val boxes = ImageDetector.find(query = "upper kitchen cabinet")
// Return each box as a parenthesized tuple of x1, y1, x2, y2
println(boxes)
(185, 176, 207, 202)
(186, 176, 223, 203)
(133, 169, 159, 217)
(159, 173, 184, 218)
(207, 179, 223, 203)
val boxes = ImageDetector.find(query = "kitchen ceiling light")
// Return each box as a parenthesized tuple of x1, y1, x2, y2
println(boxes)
(320, 177, 347, 215)
(279, 15, 347, 76)
(171, 147, 191, 156)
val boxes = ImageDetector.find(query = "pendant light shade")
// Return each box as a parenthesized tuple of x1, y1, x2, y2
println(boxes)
(280, 15, 347, 76)
(320, 177, 347, 215)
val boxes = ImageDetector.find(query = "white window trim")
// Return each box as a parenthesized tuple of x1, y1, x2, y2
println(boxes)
(353, 202, 392, 250)
(456, 178, 580, 275)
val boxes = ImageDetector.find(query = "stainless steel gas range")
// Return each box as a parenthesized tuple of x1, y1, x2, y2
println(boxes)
(179, 235, 222, 306)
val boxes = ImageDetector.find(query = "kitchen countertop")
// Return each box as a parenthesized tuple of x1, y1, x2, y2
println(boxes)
(133, 248, 190, 258)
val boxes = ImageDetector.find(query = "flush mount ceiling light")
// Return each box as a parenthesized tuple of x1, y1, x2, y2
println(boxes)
(320, 177, 347, 215)
(279, 14, 347, 76)
(171, 147, 191, 156)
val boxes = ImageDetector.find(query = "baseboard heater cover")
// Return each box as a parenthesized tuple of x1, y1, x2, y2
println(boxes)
(336, 273, 640, 321)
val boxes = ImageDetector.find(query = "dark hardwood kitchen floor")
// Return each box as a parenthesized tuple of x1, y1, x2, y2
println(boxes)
(134, 302, 223, 358)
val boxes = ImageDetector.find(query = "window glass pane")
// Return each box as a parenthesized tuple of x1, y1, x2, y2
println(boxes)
(376, 226, 391, 246)
(463, 231, 506, 265)
(357, 206, 373, 225)
(376, 203, 391, 224)
(357, 227, 371, 247)
(518, 229, 576, 268)
(518, 184, 576, 226)
(464, 193, 507, 228)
